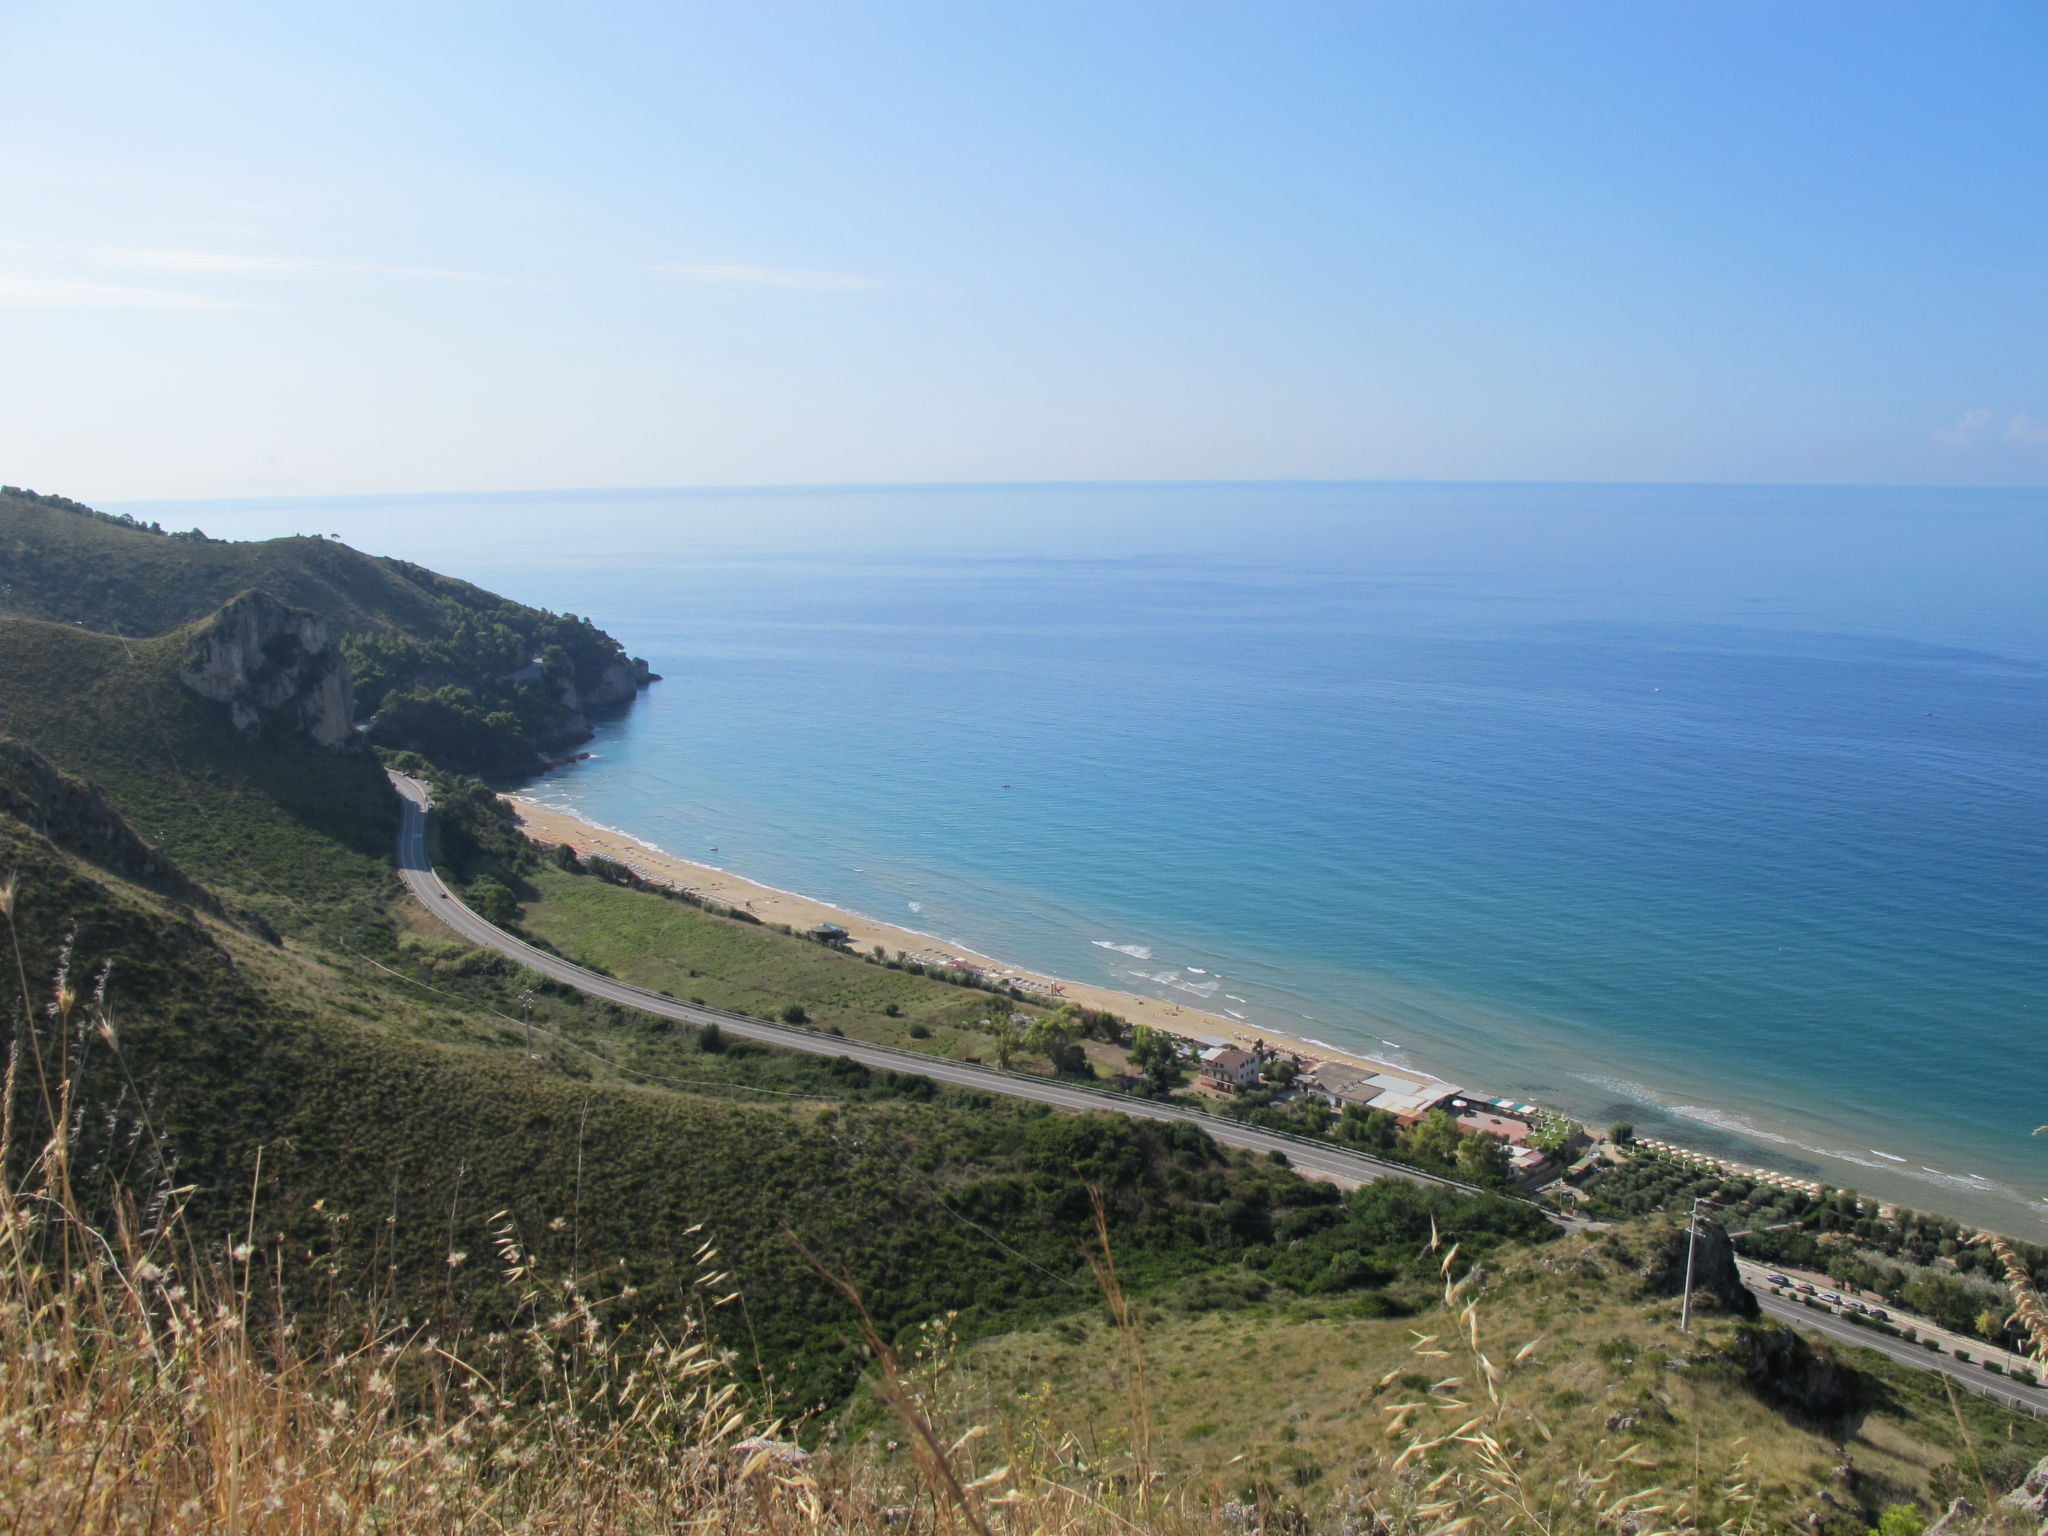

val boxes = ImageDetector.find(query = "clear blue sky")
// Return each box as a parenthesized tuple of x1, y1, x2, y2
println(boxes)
(2, 1, 2042, 498)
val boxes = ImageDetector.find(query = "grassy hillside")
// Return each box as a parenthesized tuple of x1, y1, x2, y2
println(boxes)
(512, 865, 1071, 1055)
(941, 1220, 2048, 1530)
(0, 488, 454, 637)
(0, 612, 398, 929)
(1, 790, 1558, 1414)
(0, 487, 654, 774)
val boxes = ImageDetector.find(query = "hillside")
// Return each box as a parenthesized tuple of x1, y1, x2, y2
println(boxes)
(0, 750, 1560, 1413)
(937, 1219, 2048, 1529)
(0, 486, 656, 773)
(0, 610, 399, 929)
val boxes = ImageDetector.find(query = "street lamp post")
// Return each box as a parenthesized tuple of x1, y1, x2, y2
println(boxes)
(1680, 1196, 1709, 1333)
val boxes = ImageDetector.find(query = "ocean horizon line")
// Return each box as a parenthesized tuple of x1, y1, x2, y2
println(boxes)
(99, 474, 2048, 514)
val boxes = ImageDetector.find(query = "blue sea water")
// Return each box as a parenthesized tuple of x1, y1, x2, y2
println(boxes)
(128, 481, 2048, 1234)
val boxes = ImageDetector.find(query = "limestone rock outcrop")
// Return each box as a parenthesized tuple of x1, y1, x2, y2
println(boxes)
(180, 591, 354, 749)
(2004, 1453, 2048, 1532)
(580, 653, 659, 710)
(1633, 1216, 1760, 1319)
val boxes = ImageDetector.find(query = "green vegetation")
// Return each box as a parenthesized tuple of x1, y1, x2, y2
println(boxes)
(947, 1221, 2048, 1528)
(0, 487, 650, 774)
(0, 613, 399, 932)
(1579, 1149, 2048, 1351)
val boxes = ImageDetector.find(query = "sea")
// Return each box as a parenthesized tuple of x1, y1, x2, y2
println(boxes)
(120, 481, 2048, 1236)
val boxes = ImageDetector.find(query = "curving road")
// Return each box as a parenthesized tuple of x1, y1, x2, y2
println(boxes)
(392, 774, 2048, 1413)
(389, 773, 1482, 1192)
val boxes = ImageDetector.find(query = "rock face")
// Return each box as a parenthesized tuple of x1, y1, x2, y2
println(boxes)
(1714, 1321, 1865, 1421)
(181, 591, 354, 749)
(1637, 1216, 1760, 1319)
(578, 653, 659, 711)
(0, 737, 222, 916)
(2004, 1453, 2048, 1531)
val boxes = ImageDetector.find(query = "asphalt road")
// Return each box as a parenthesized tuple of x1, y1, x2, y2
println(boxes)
(1749, 1286, 2048, 1418)
(390, 773, 1478, 1193)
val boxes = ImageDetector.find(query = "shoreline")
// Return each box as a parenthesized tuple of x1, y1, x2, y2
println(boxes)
(504, 796, 1411, 1080)
(502, 795, 2046, 1237)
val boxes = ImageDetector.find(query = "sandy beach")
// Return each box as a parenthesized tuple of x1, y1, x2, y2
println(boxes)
(506, 796, 1414, 1080)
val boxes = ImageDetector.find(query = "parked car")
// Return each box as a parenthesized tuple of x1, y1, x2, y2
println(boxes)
(1869, 1308, 1889, 1322)
(1765, 1273, 1792, 1287)
(1843, 1300, 1866, 1313)
(1795, 1282, 1817, 1295)
(1820, 1291, 1843, 1305)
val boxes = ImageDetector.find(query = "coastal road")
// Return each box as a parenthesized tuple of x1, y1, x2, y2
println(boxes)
(395, 775, 2048, 1413)
(389, 773, 1479, 1194)
(1743, 1281, 2048, 1419)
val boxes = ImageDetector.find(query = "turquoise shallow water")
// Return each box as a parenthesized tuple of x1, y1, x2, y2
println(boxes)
(131, 482, 2048, 1234)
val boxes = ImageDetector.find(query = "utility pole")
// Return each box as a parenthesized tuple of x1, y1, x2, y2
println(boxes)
(521, 990, 535, 1062)
(1680, 1195, 1708, 1333)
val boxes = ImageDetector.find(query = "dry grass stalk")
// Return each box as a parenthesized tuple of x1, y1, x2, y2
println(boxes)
(1977, 1232, 2048, 1367)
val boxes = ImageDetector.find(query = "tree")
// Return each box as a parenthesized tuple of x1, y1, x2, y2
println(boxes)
(1609, 1121, 1635, 1145)
(1266, 1057, 1302, 1088)
(1457, 1132, 1511, 1186)
(1870, 1504, 1927, 1536)
(1404, 1109, 1462, 1167)
(467, 878, 519, 926)
(1128, 1026, 1185, 1093)
(1023, 1013, 1086, 1076)
(989, 1014, 1021, 1069)
(780, 1004, 809, 1025)
(1338, 1105, 1399, 1151)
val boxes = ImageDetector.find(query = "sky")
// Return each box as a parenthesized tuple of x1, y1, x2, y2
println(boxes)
(1, 1, 2044, 500)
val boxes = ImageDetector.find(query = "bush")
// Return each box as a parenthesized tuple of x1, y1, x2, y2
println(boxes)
(779, 1004, 809, 1025)
(468, 878, 521, 926)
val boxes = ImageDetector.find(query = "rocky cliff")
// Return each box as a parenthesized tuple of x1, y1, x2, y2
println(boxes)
(180, 591, 355, 749)
(578, 652, 659, 711)
(1630, 1214, 1760, 1319)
